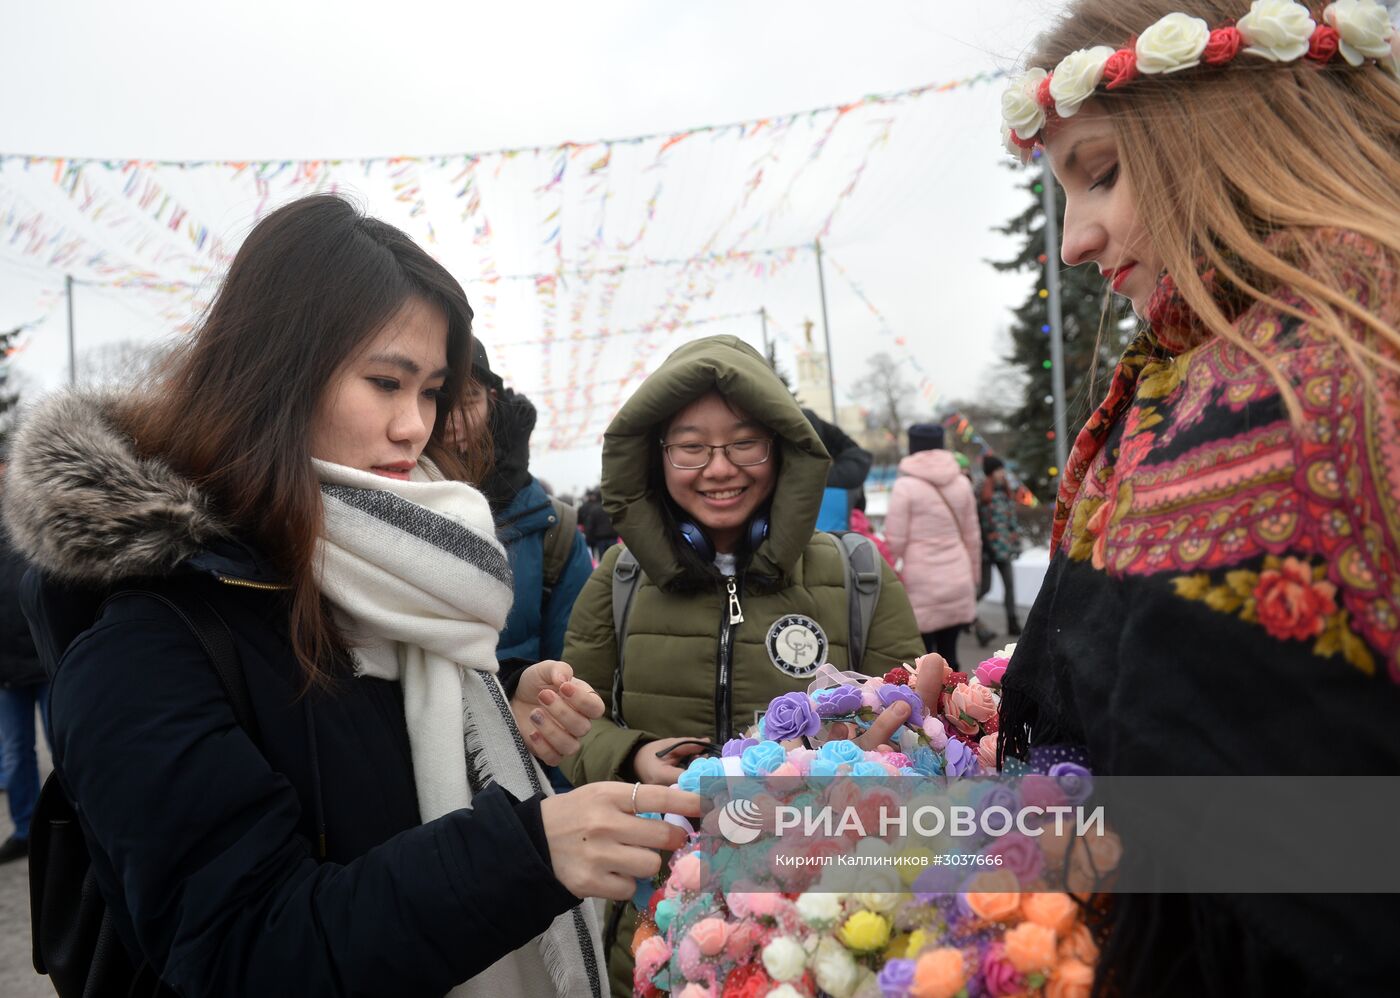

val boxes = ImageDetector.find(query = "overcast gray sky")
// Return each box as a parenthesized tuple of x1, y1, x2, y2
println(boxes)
(1, 0, 1065, 492)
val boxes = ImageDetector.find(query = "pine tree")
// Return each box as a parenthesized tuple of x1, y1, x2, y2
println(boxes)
(992, 162, 1136, 502)
(0, 326, 24, 447)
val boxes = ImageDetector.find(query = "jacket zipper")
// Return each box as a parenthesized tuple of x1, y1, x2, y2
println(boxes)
(216, 574, 290, 591)
(713, 574, 744, 743)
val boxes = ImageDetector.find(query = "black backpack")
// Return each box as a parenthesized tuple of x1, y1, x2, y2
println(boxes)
(27, 582, 257, 998)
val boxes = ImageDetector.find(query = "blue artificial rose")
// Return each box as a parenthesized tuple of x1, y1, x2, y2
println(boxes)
(654, 897, 677, 934)
(876, 683, 926, 726)
(763, 691, 822, 741)
(850, 760, 889, 780)
(910, 745, 944, 777)
(818, 739, 865, 767)
(1049, 761, 1094, 803)
(808, 757, 842, 778)
(677, 756, 727, 797)
(898, 766, 921, 777)
(741, 740, 787, 777)
(815, 685, 864, 717)
(722, 737, 758, 759)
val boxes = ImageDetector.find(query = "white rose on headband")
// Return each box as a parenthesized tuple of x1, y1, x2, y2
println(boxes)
(1136, 11, 1211, 73)
(1001, 68, 1048, 141)
(1323, 0, 1394, 66)
(1049, 46, 1117, 117)
(1237, 0, 1317, 62)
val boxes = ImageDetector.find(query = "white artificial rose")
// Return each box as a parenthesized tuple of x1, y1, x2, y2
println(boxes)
(1135, 12, 1211, 73)
(761, 937, 809, 983)
(995, 642, 1018, 659)
(853, 891, 901, 913)
(812, 936, 861, 998)
(1324, 0, 1394, 66)
(1237, 0, 1317, 61)
(796, 891, 844, 928)
(1000, 68, 1048, 141)
(767, 978, 807, 997)
(1049, 46, 1117, 117)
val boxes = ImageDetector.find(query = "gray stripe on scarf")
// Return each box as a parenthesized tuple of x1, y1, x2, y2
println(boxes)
(321, 483, 512, 587)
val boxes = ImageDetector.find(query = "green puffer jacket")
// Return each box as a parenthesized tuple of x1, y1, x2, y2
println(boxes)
(560, 336, 923, 787)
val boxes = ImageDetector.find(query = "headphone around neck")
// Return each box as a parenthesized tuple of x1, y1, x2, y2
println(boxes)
(677, 514, 770, 563)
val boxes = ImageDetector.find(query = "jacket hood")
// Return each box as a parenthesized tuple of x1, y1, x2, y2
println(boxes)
(2, 388, 268, 587)
(600, 335, 831, 588)
(898, 449, 963, 487)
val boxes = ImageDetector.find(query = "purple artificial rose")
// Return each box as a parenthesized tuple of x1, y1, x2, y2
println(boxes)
(876, 958, 918, 998)
(1048, 761, 1094, 804)
(944, 737, 977, 780)
(984, 832, 1044, 884)
(815, 685, 865, 717)
(722, 738, 759, 759)
(876, 683, 926, 726)
(763, 691, 822, 741)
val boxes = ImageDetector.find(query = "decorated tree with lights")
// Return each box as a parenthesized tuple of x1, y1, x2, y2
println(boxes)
(992, 161, 1135, 503)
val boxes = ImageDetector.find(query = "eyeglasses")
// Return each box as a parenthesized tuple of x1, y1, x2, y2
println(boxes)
(660, 437, 773, 470)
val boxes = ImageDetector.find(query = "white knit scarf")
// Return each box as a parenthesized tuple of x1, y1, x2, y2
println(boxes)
(314, 459, 604, 998)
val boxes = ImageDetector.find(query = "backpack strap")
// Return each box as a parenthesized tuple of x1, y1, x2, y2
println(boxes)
(831, 532, 882, 670)
(541, 497, 579, 591)
(610, 549, 642, 728)
(101, 586, 259, 743)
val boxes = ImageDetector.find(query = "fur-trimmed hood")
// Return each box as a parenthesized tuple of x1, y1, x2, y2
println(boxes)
(3, 388, 237, 586)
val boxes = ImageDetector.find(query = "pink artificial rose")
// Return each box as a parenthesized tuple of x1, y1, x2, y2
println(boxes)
(974, 656, 1008, 688)
(1018, 774, 1070, 813)
(673, 853, 709, 892)
(922, 716, 950, 750)
(980, 942, 1026, 997)
(860, 677, 885, 709)
(677, 936, 706, 982)
(689, 917, 730, 957)
(676, 985, 714, 998)
(635, 935, 672, 979)
(725, 920, 764, 964)
(978, 733, 1000, 771)
(945, 683, 996, 735)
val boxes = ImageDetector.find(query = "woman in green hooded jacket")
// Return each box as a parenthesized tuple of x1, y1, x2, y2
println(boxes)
(559, 335, 923, 992)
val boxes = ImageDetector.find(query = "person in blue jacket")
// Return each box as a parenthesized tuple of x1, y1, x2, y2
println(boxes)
(3, 193, 699, 998)
(454, 343, 593, 791)
(459, 342, 592, 680)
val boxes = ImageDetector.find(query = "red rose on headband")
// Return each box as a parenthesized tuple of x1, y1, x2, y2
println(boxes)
(1101, 47, 1139, 90)
(1035, 74, 1055, 110)
(1307, 25, 1340, 63)
(1203, 26, 1242, 65)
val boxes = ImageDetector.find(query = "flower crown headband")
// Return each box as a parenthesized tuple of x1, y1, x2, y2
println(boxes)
(1001, 0, 1400, 161)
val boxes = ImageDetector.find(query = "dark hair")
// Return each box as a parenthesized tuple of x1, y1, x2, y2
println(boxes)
(124, 193, 481, 688)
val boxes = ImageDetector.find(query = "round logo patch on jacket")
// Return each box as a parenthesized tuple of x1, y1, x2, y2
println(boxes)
(765, 615, 828, 677)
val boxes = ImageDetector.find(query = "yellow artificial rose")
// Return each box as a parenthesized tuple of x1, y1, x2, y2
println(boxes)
(839, 910, 892, 952)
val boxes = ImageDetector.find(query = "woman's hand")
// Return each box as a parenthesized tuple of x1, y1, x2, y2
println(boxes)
(510, 661, 606, 766)
(540, 782, 706, 900)
(831, 653, 950, 751)
(632, 738, 712, 785)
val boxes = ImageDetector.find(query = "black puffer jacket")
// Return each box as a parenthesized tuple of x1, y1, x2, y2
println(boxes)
(5, 390, 586, 998)
(0, 529, 43, 687)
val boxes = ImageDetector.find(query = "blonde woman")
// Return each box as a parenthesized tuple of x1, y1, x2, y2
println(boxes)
(995, 1, 1399, 994)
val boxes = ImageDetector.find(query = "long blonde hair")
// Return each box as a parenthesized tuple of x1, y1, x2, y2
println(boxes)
(1032, 0, 1400, 414)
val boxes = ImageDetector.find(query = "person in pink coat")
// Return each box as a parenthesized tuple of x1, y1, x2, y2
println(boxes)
(884, 423, 981, 668)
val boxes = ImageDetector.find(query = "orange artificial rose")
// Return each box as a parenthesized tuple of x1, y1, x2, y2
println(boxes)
(964, 869, 1022, 922)
(1046, 958, 1095, 998)
(631, 920, 658, 954)
(1003, 922, 1058, 974)
(1058, 922, 1100, 966)
(1021, 892, 1079, 936)
(910, 947, 966, 998)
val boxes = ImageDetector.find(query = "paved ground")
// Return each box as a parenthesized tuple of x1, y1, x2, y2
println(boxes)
(0, 705, 53, 998)
(0, 604, 1019, 995)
